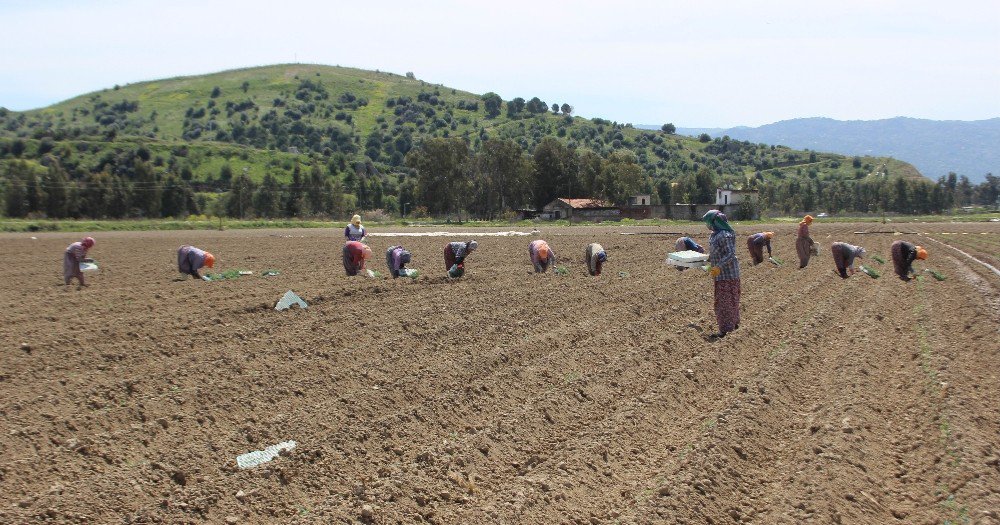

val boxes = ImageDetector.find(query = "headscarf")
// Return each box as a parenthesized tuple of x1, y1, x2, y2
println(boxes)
(204, 252, 216, 268)
(855, 246, 867, 258)
(802, 215, 814, 225)
(764, 231, 774, 240)
(538, 244, 550, 261)
(362, 245, 372, 259)
(701, 210, 733, 232)
(597, 251, 607, 263)
(916, 246, 928, 260)
(351, 214, 362, 226)
(82, 237, 95, 248)
(467, 240, 478, 252)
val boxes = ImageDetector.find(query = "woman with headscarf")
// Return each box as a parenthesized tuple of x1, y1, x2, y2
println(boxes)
(703, 210, 741, 338)
(673, 236, 705, 272)
(890, 240, 927, 281)
(585, 243, 607, 276)
(177, 245, 216, 280)
(796, 215, 814, 269)
(345, 214, 366, 242)
(444, 240, 478, 277)
(63, 237, 95, 287)
(746, 231, 774, 265)
(830, 242, 866, 278)
(385, 245, 412, 278)
(343, 240, 372, 276)
(528, 239, 557, 273)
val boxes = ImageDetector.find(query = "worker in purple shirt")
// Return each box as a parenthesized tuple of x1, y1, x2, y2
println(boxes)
(177, 245, 216, 279)
(746, 232, 774, 265)
(385, 245, 412, 278)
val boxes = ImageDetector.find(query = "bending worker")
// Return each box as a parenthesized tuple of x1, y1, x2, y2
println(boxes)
(746, 231, 774, 265)
(796, 215, 814, 269)
(385, 245, 413, 278)
(673, 236, 704, 272)
(891, 240, 928, 281)
(344, 240, 372, 276)
(830, 242, 866, 278)
(585, 243, 607, 276)
(177, 245, 216, 280)
(703, 210, 741, 338)
(444, 240, 478, 277)
(64, 236, 95, 287)
(528, 239, 557, 273)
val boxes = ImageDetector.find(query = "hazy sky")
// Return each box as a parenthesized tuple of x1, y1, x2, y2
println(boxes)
(1, 0, 998, 127)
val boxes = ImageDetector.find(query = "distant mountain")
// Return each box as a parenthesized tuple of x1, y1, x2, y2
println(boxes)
(651, 117, 1000, 183)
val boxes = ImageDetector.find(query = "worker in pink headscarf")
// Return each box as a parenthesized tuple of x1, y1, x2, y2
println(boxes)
(528, 239, 557, 273)
(63, 237, 95, 287)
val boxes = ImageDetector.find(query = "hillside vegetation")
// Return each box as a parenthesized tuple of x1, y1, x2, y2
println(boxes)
(3, 64, 992, 221)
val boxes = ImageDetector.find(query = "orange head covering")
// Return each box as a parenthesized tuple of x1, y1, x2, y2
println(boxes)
(538, 244, 550, 260)
(764, 231, 774, 239)
(204, 252, 215, 268)
(916, 246, 928, 260)
(802, 215, 814, 225)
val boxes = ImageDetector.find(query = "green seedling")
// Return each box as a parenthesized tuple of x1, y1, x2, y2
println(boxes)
(768, 256, 783, 266)
(261, 269, 280, 277)
(554, 266, 569, 275)
(618, 271, 629, 278)
(872, 255, 886, 264)
(924, 268, 946, 281)
(859, 265, 880, 278)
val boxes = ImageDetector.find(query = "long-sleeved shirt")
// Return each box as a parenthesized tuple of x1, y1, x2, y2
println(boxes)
(528, 240, 556, 272)
(177, 245, 208, 277)
(585, 243, 605, 276)
(676, 237, 705, 253)
(63, 242, 89, 280)
(447, 241, 472, 261)
(797, 222, 810, 238)
(709, 230, 740, 281)
(832, 242, 863, 269)
(345, 224, 366, 241)
(385, 245, 410, 278)
(748, 233, 772, 255)
(343, 241, 367, 275)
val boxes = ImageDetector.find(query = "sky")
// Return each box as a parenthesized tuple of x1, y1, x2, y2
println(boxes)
(1, 0, 998, 128)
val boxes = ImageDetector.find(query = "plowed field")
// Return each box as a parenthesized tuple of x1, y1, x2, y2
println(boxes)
(2, 222, 998, 524)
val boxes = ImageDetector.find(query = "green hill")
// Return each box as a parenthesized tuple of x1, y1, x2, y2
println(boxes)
(1, 64, 949, 220)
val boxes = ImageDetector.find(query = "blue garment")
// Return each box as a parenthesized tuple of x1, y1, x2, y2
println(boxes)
(709, 230, 741, 281)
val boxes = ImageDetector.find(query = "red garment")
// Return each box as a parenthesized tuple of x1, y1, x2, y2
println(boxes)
(714, 279, 741, 334)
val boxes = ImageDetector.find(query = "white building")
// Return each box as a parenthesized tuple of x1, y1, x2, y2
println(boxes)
(715, 188, 758, 206)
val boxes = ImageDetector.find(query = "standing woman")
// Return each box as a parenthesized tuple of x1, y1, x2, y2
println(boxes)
(385, 245, 412, 278)
(584, 243, 607, 276)
(528, 239, 557, 273)
(64, 237, 95, 287)
(830, 242, 866, 278)
(890, 240, 927, 281)
(673, 236, 704, 272)
(343, 240, 372, 276)
(703, 210, 741, 338)
(796, 215, 814, 269)
(444, 240, 478, 276)
(345, 214, 367, 242)
(177, 245, 216, 280)
(746, 231, 774, 265)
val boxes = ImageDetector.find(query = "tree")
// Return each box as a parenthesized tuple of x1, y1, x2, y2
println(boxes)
(692, 168, 715, 204)
(43, 160, 69, 218)
(481, 92, 502, 119)
(474, 139, 531, 218)
(698, 133, 711, 143)
(551, 103, 560, 114)
(531, 137, 577, 209)
(956, 175, 973, 206)
(161, 175, 193, 218)
(526, 97, 548, 114)
(405, 137, 472, 216)
(661, 123, 676, 134)
(3, 166, 28, 217)
(226, 172, 255, 218)
(131, 160, 161, 218)
(253, 172, 283, 218)
(560, 103, 572, 115)
(285, 165, 306, 216)
(507, 97, 525, 118)
(577, 149, 603, 198)
(600, 149, 644, 205)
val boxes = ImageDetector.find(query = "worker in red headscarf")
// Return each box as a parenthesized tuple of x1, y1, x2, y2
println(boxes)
(528, 239, 557, 273)
(177, 245, 216, 280)
(796, 215, 815, 269)
(343, 240, 372, 276)
(63, 237, 95, 287)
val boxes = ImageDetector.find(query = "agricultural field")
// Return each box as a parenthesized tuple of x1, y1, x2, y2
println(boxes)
(1, 222, 998, 524)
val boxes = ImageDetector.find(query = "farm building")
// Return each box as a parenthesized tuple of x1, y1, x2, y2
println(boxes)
(541, 198, 621, 222)
(716, 188, 758, 206)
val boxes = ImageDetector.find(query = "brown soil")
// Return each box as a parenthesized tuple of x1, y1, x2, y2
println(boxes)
(1, 223, 998, 524)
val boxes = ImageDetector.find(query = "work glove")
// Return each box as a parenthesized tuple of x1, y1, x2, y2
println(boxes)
(709, 266, 721, 278)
